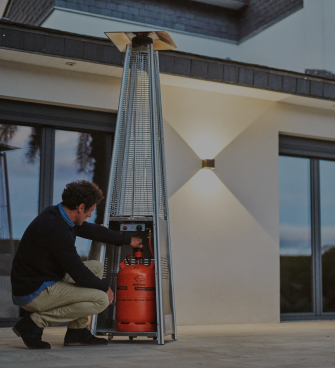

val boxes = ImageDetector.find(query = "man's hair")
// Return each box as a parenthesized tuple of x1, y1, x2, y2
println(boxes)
(62, 180, 103, 211)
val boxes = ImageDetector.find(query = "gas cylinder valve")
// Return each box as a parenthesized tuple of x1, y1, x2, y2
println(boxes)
(134, 248, 143, 264)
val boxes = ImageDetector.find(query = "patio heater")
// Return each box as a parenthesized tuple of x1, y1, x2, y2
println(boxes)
(89, 31, 177, 345)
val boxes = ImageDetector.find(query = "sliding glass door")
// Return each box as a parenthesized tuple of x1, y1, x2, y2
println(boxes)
(279, 156, 312, 314)
(0, 99, 115, 326)
(0, 125, 41, 320)
(320, 160, 335, 313)
(279, 135, 335, 320)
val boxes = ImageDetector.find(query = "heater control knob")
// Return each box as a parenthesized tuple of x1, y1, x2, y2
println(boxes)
(123, 226, 128, 230)
(136, 225, 143, 231)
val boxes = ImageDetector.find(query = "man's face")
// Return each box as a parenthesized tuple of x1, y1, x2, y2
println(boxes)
(74, 204, 96, 226)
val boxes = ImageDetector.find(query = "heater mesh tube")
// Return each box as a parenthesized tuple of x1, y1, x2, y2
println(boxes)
(108, 46, 167, 219)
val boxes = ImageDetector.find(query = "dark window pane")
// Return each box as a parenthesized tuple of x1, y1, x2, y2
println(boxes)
(53, 130, 110, 259)
(279, 156, 312, 313)
(0, 124, 40, 318)
(320, 160, 335, 312)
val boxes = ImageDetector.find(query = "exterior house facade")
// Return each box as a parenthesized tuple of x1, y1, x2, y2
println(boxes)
(1, 0, 335, 327)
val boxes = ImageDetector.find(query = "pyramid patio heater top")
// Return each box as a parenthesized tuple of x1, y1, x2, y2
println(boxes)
(89, 31, 177, 345)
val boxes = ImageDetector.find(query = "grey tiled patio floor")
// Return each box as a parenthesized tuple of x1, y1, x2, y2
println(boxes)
(1, 321, 335, 367)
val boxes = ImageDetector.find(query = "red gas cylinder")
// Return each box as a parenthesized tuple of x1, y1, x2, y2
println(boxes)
(115, 249, 157, 332)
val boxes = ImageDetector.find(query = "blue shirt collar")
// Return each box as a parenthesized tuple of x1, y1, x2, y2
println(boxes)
(58, 203, 75, 227)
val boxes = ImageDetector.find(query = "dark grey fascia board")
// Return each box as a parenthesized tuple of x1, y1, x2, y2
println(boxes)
(279, 134, 335, 161)
(0, 19, 124, 65)
(0, 98, 116, 132)
(1, 20, 335, 102)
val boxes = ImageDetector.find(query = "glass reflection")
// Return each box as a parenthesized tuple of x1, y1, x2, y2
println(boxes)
(0, 124, 40, 318)
(53, 130, 110, 259)
(320, 160, 335, 312)
(279, 156, 312, 313)
(0, 125, 40, 238)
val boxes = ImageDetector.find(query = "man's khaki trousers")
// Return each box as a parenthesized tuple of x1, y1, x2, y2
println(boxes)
(22, 260, 109, 329)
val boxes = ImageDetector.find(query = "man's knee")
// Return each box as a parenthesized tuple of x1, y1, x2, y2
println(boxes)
(95, 290, 109, 312)
(83, 260, 104, 278)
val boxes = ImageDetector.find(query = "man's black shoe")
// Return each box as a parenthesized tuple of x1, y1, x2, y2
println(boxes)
(12, 316, 51, 349)
(64, 328, 108, 346)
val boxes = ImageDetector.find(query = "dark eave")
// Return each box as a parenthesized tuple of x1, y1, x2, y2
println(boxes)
(0, 20, 334, 102)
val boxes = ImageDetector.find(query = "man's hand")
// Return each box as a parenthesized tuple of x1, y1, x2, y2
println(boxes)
(106, 287, 114, 305)
(130, 237, 143, 249)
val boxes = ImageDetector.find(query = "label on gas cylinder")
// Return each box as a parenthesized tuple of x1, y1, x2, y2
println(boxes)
(135, 287, 155, 291)
(117, 286, 127, 290)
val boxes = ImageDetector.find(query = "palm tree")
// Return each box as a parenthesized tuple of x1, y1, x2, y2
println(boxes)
(26, 127, 41, 164)
(0, 124, 18, 144)
(77, 132, 110, 224)
(76, 132, 94, 174)
(0, 124, 41, 164)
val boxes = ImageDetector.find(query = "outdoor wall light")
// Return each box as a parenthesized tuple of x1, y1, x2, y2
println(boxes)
(202, 159, 215, 169)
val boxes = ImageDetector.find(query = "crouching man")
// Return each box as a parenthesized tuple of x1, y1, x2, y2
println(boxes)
(11, 180, 142, 349)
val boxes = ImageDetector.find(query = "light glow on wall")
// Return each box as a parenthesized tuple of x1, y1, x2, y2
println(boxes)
(189, 167, 223, 194)
(190, 135, 224, 159)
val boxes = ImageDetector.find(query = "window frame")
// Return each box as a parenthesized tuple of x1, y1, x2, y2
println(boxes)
(0, 98, 115, 212)
(0, 98, 115, 326)
(279, 134, 335, 321)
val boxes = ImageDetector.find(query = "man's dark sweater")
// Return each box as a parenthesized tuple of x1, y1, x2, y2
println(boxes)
(11, 205, 131, 297)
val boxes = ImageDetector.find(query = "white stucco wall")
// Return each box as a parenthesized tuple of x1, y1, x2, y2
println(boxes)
(0, 0, 9, 18)
(0, 59, 121, 111)
(41, 1, 335, 73)
(319, 0, 335, 73)
(161, 86, 279, 324)
(239, 0, 335, 74)
(161, 85, 335, 325)
(2, 59, 335, 325)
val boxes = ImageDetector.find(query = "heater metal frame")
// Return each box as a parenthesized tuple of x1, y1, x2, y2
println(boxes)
(90, 43, 177, 345)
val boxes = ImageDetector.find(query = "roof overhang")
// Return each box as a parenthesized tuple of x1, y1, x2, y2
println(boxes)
(0, 20, 335, 111)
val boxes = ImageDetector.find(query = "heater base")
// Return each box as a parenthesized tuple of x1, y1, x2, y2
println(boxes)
(116, 322, 157, 332)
